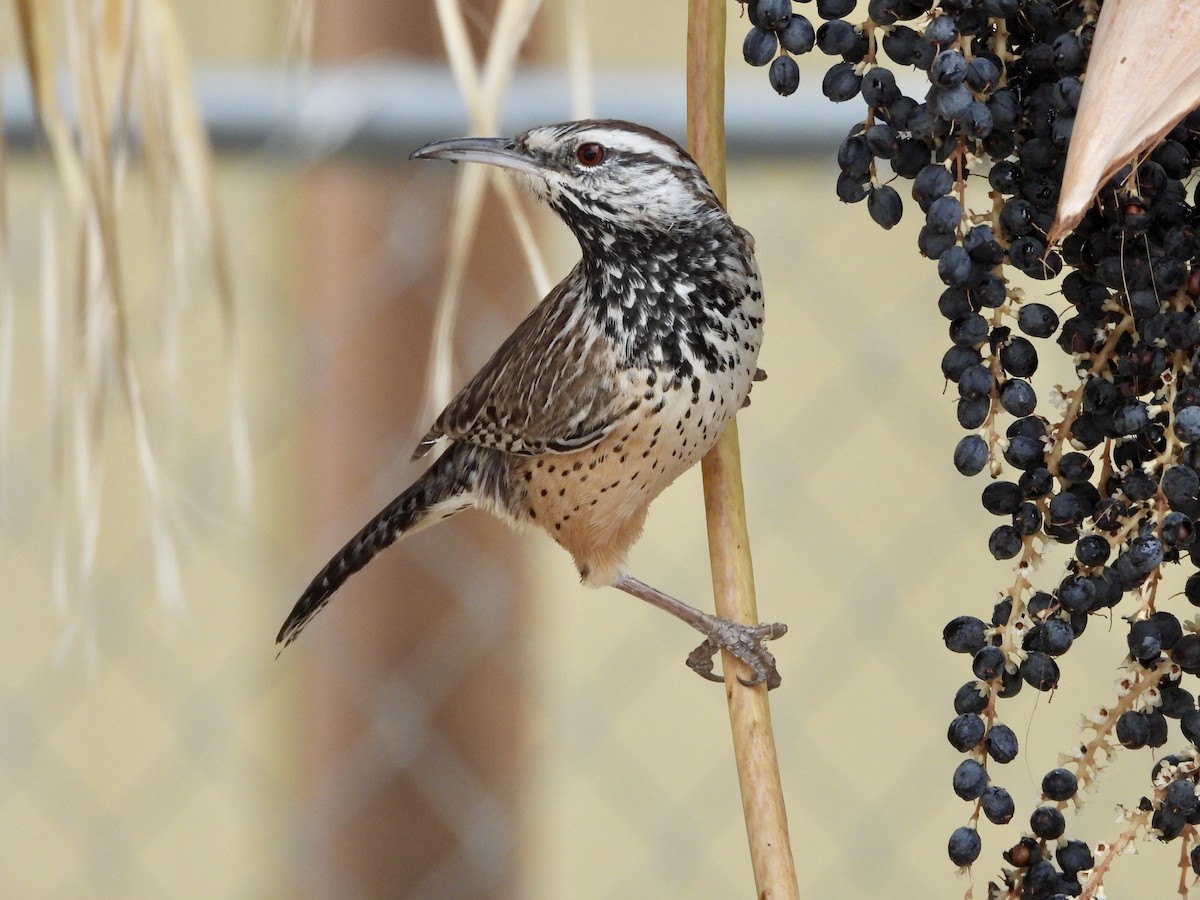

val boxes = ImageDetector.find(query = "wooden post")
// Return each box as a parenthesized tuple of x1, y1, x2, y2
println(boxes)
(294, 2, 527, 896)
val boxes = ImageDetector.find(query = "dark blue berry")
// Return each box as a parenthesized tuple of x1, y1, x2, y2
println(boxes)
(1176, 405, 1200, 442)
(953, 680, 988, 714)
(1112, 399, 1150, 435)
(1158, 681, 1194, 718)
(836, 172, 869, 203)
(981, 784, 1015, 824)
(1163, 511, 1195, 547)
(1126, 534, 1164, 576)
(948, 826, 981, 866)
(817, 20, 859, 56)
(944, 615, 987, 653)
(1163, 465, 1200, 507)
(963, 224, 1004, 264)
(1153, 805, 1186, 841)
(778, 15, 815, 54)
(1182, 708, 1200, 743)
(929, 50, 968, 88)
(966, 56, 1001, 93)
(1020, 652, 1059, 690)
(860, 66, 900, 106)
(1127, 619, 1163, 663)
(912, 164, 953, 210)
(930, 84, 972, 120)
(1042, 768, 1078, 801)
(756, 0, 792, 32)
(938, 246, 972, 286)
(999, 337, 1038, 377)
(923, 15, 958, 46)
(867, 184, 903, 228)
(769, 56, 801, 95)
(973, 645, 1006, 681)
(1030, 618, 1073, 656)
(1057, 840, 1094, 877)
(981, 481, 1020, 514)
(985, 723, 1018, 763)
(926, 195, 964, 233)
(1165, 779, 1200, 816)
(821, 61, 862, 101)
(953, 435, 988, 475)
(743, 27, 779, 66)
(1030, 805, 1066, 840)
(950, 314, 989, 348)
(1075, 534, 1110, 566)
(815, 0, 855, 17)
(1017, 303, 1059, 338)
(988, 525, 1022, 559)
(942, 345, 982, 381)
(1057, 452, 1094, 484)
(999, 380, 1037, 418)
(948, 712, 986, 751)
(1116, 710, 1150, 749)
(953, 758, 989, 799)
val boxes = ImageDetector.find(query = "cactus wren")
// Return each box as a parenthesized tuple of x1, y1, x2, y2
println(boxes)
(278, 119, 786, 687)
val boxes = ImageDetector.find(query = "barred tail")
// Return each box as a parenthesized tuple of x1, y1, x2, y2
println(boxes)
(277, 444, 498, 648)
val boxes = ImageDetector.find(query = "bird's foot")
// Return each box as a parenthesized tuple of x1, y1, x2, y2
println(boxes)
(609, 573, 786, 689)
(685, 618, 787, 689)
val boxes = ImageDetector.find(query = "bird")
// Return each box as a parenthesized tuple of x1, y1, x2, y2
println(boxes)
(277, 119, 786, 687)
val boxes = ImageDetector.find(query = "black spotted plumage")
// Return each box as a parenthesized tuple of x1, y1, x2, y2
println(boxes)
(412, 268, 623, 460)
(279, 119, 785, 687)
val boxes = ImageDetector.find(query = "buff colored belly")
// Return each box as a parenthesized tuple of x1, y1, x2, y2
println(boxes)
(510, 362, 754, 586)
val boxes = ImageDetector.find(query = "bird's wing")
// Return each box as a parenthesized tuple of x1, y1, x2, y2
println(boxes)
(412, 274, 624, 460)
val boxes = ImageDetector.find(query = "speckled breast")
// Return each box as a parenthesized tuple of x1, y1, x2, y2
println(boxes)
(510, 305, 763, 586)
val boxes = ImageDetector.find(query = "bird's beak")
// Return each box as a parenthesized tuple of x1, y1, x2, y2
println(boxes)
(410, 136, 545, 176)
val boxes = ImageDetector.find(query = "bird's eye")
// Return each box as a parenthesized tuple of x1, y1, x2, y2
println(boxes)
(576, 142, 606, 166)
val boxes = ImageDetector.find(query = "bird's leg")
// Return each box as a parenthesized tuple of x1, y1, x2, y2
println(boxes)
(611, 573, 787, 689)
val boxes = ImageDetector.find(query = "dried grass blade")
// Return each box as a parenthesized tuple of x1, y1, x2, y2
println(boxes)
(563, 0, 594, 120)
(423, 0, 545, 425)
(0, 55, 12, 507)
(283, 0, 315, 71)
(147, 0, 253, 507)
(39, 200, 63, 502)
(15, 0, 87, 203)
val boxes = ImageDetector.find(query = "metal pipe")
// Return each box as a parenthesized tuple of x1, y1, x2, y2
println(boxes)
(1, 62, 855, 159)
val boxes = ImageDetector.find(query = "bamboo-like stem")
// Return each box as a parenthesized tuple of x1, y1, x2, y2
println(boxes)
(686, 3, 800, 898)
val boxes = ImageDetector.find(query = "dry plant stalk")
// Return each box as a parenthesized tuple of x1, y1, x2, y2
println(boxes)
(426, 0, 605, 423)
(423, 0, 549, 425)
(687, 1, 799, 897)
(7, 0, 247, 642)
(1049, 0, 1200, 243)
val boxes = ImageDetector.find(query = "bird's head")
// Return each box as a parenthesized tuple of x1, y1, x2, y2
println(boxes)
(411, 120, 726, 243)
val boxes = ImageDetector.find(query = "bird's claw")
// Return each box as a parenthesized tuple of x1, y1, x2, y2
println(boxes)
(686, 618, 787, 689)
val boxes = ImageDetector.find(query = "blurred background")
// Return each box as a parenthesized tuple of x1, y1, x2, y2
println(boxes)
(0, 1, 1190, 897)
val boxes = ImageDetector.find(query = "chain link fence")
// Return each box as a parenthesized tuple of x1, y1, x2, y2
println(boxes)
(0, 3, 1189, 898)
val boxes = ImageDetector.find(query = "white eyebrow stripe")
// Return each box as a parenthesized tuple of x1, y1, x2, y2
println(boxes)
(574, 129, 685, 165)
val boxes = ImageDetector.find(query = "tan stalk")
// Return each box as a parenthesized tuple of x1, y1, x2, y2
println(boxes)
(13, 0, 240, 633)
(13, 0, 87, 203)
(283, 0, 315, 70)
(423, 0, 548, 427)
(687, 2, 799, 898)
(0, 40, 13, 506)
(148, 0, 253, 508)
(563, 0, 595, 119)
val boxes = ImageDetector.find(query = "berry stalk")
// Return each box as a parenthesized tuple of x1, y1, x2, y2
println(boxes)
(688, 2, 799, 898)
